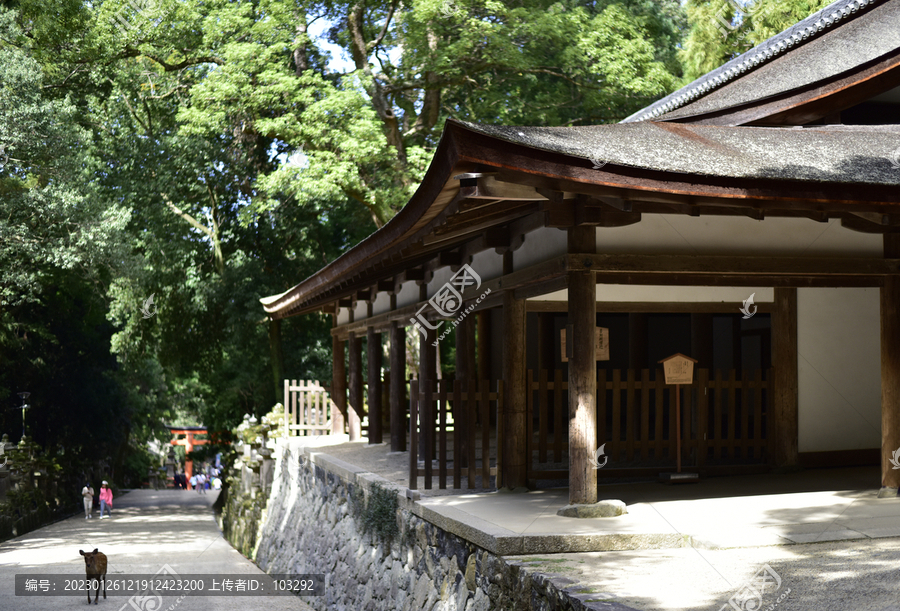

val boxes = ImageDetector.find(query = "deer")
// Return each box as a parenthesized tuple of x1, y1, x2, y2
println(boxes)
(79, 549, 107, 604)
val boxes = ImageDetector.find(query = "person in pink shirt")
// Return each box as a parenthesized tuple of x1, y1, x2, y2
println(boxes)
(98, 481, 113, 519)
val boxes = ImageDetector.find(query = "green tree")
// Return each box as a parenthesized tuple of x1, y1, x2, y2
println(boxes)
(680, 0, 830, 81)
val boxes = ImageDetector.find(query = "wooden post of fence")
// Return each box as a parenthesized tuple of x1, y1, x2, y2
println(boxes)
(283, 378, 290, 439)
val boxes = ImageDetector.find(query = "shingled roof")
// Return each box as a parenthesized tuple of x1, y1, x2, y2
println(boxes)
(260, 0, 900, 320)
(459, 121, 900, 186)
(624, 0, 895, 123)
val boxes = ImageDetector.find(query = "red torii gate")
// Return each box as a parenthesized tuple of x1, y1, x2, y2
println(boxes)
(168, 426, 209, 484)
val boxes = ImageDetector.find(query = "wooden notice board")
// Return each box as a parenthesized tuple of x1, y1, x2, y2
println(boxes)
(659, 353, 698, 385)
(561, 327, 609, 362)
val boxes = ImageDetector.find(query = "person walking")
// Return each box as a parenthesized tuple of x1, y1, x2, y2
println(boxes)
(99, 481, 113, 519)
(81, 483, 94, 519)
(197, 472, 206, 494)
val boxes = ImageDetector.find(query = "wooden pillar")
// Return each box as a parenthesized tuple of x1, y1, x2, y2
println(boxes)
(390, 320, 406, 452)
(771, 288, 798, 469)
(537, 313, 555, 372)
(732, 316, 743, 371)
(418, 318, 437, 460)
(881, 235, 900, 496)
(348, 331, 363, 441)
(331, 326, 347, 435)
(367, 327, 383, 444)
(502, 252, 527, 489)
(691, 313, 714, 370)
(538, 313, 556, 434)
(477, 310, 491, 382)
(628, 313, 648, 371)
(567, 226, 597, 505)
(456, 315, 471, 381)
(456, 315, 472, 466)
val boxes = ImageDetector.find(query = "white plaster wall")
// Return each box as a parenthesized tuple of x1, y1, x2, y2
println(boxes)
(596, 215, 882, 257)
(470, 249, 504, 282)
(428, 266, 455, 299)
(353, 300, 367, 321)
(797, 287, 881, 453)
(531, 285, 774, 304)
(371, 290, 392, 317)
(337, 307, 349, 325)
(395, 280, 419, 309)
(514, 226, 567, 270)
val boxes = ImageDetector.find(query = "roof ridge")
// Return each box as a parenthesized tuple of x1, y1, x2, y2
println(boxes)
(623, 0, 888, 123)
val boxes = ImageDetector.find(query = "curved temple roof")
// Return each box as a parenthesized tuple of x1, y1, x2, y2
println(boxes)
(261, 0, 900, 320)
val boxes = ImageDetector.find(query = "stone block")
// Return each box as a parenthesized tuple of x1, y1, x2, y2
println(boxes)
(556, 499, 627, 518)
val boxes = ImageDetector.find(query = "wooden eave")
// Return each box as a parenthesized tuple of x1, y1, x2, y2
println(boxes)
(262, 120, 900, 321)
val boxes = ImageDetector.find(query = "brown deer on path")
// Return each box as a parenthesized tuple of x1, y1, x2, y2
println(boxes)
(79, 548, 107, 604)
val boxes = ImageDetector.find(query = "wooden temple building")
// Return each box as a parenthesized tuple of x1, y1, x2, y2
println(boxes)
(262, 0, 900, 503)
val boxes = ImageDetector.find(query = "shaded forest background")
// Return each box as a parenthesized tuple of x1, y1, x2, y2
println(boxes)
(0, 0, 828, 485)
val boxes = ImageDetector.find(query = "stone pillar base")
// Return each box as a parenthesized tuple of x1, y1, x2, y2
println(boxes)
(877, 486, 899, 498)
(557, 500, 627, 518)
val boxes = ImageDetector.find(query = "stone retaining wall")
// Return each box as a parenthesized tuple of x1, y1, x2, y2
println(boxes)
(249, 440, 620, 611)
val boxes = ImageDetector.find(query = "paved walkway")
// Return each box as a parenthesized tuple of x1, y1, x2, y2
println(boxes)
(0, 489, 313, 610)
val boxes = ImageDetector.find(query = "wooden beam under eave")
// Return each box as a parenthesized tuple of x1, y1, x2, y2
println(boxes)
(571, 254, 900, 277)
(525, 300, 777, 313)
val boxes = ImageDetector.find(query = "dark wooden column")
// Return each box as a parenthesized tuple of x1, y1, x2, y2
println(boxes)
(502, 252, 527, 489)
(348, 331, 363, 441)
(390, 320, 406, 452)
(538, 313, 555, 372)
(477, 309, 491, 382)
(690, 314, 714, 371)
(567, 226, 597, 505)
(538, 313, 556, 435)
(771, 288, 798, 469)
(456, 315, 471, 381)
(331, 314, 347, 435)
(418, 291, 437, 459)
(881, 234, 900, 496)
(628, 313, 648, 371)
(367, 326, 383, 444)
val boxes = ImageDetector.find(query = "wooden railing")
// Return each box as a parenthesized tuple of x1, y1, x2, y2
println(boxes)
(526, 368, 773, 480)
(282, 379, 334, 438)
(408, 379, 503, 490)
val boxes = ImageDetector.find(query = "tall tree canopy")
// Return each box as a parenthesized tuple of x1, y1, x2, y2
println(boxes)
(0, 0, 833, 483)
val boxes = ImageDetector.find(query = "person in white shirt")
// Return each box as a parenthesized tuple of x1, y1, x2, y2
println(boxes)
(81, 484, 94, 519)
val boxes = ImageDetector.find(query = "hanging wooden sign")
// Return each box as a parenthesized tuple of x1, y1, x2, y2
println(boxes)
(658, 353, 698, 385)
(561, 327, 609, 362)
